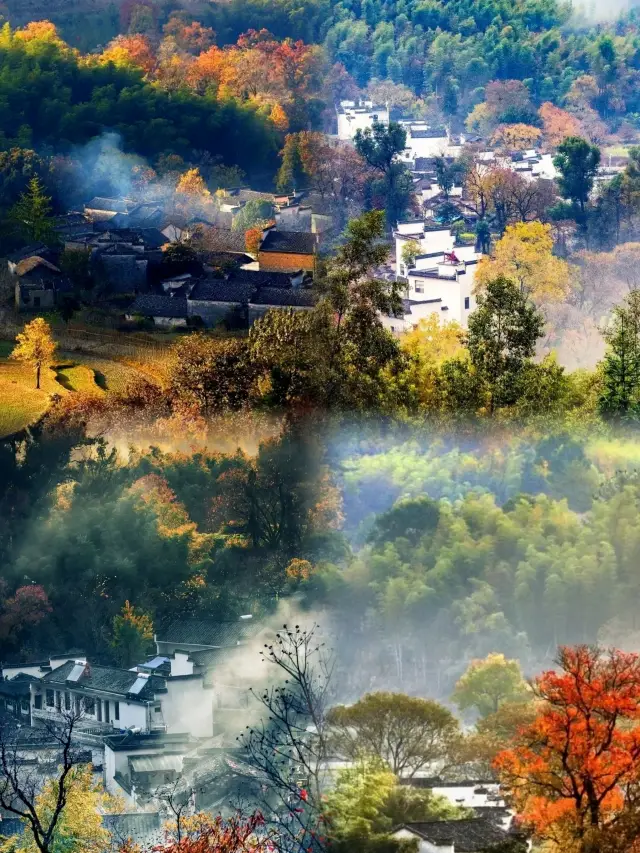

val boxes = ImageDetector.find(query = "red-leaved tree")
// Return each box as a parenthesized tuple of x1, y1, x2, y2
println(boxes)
(495, 645, 640, 853)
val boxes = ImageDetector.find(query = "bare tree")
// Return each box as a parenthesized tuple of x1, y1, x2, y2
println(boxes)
(238, 624, 334, 853)
(155, 778, 196, 843)
(0, 709, 84, 853)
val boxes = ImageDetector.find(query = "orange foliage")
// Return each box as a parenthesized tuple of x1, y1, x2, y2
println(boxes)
(269, 103, 289, 132)
(14, 20, 62, 43)
(491, 123, 541, 151)
(539, 102, 583, 149)
(101, 34, 156, 74)
(245, 227, 263, 255)
(494, 646, 640, 851)
(151, 811, 268, 853)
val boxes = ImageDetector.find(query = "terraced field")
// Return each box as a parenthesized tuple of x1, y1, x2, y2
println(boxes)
(0, 344, 159, 438)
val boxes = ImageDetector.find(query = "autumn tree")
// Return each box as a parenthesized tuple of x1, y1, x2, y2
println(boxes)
(553, 136, 601, 220)
(9, 176, 55, 244)
(0, 711, 88, 853)
(491, 124, 541, 151)
(354, 122, 412, 226)
(495, 646, 640, 853)
(467, 277, 544, 414)
(327, 692, 460, 778)
(452, 653, 530, 718)
(0, 584, 51, 653)
(538, 103, 583, 149)
(100, 34, 156, 74)
(150, 811, 271, 853)
(475, 221, 573, 304)
(11, 317, 57, 390)
(111, 600, 153, 666)
(175, 168, 211, 214)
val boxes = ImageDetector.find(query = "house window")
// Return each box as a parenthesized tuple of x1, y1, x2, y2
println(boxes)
(56, 691, 62, 711)
(84, 697, 95, 715)
(34, 694, 42, 710)
(464, 296, 470, 309)
(415, 284, 424, 294)
(114, 701, 119, 721)
(21, 699, 30, 712)
(65, 692, 71, 711)
(96, 699, 102, 722)
(45, 689, 54, 708)
(104, 701, 110, 724)
(75, 695, 81, 714)
(153, 704, 162, 715)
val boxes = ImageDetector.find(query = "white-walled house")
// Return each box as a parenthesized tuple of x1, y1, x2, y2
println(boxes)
(30, 658, 215, 739)
(392, 817, 514, 853)
(398, 123, 449, 162)
(336, 99, 389, 140)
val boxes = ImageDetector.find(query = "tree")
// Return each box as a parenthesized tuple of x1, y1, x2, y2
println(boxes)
(327, 692, 460, 778)
(10, 318, 57, 390)
(354, 122, 412, 226)
(153, 811, 271, 853)
(452, 653, 530, 718)
(475, 222, 573, 304)
(401, 239, 421, 270)
(491, 124, 541, 151)
(238, 624, 333, 853)
(538, 103, 583, 149)
(9, 176, 55, 244)
(111, 600, 153, 666)
(10, 764, 113, 853)
(553, 136, 601, 219)
(401, 315, 464, 364)
(232, 199, 274, 233)
(168, 335, 253, 414)
(467, 277, 544, 414)
(0, 711, 86, 853)
(0, 584, 51, 651)
(598, 290, 640, 423)
(494, 646, 640, 853)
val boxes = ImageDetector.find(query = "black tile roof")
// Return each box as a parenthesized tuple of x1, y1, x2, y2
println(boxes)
(6, 244, 51, 263)
(260, 230, 317, 255)
(410, 127, 447, 139)
(200, 229, 249, 254)
(157, 618, 256, 648)
(41, 660, 165, 699)
(104, 730, 197, 752)
(0, 819, 24, 838)
(189, 648, 228, 668)
(251, 287, 317, 307)
(188, 280, 255, 303)
(399, 819, 510, 851)
(85, 197, 134, 213)
(230, 269, 299, 288)
(103, 812, 162, 844)
(129, 294, 188, 318)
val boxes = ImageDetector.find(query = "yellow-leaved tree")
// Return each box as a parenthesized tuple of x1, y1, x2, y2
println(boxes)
(9, 765, 114, 853)
(475, 221, 574, 304)
(400, 315, 465, 409)
(111, 600, 154, 667)
(10, 317, 57, 389)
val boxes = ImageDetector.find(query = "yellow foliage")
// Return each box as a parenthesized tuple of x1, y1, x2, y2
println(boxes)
(475, 221, 574, 304)
(401, 314, 465, 364)
(269, 103, 289, 132)
(10, 766, 113, 853)
(11, 317, 57, 389)
(176, 168, 210, 199)
(490, 123, 541, 151)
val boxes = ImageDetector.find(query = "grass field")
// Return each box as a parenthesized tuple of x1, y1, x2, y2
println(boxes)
(0, 359, 61, 438)
(55, 362, 103, 394)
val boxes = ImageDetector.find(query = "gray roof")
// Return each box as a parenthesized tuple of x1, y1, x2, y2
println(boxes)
(102, 812, 162, 846)
(41, 660, 164, 699)
(410, 127, 447, 139)
(200, 229, 249, 254)
(7, 243, 50, 263)
(158, 618, 256, 648)
(0, 819, 24, 838)
(85, 197, 134, 213)
(252, 287, 317, 307)
(188, 280, 255, 303)
(189, 648, 228, 668)
(129, 294, 188, 318)
(260, 230, 317, 255)
(399, 819, 510, 851)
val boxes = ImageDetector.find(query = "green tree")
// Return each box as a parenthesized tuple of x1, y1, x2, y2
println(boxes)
(598, 289, 640, 423)
(401, 239, 421, 270)
(276, 133, 305, 193)
(9, 176, 56, 244)
(466, 276, 544, 415)
(327, 692, 460, 778)
(452, 653, 530, 717)
(355, 122, 412, 227)
(553, 136, 601, 220)
(232, 199, 275, 232)
(10, 317, 57, 390)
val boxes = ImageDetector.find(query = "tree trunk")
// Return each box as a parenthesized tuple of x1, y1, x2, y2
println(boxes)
(36, 363, 41, 390)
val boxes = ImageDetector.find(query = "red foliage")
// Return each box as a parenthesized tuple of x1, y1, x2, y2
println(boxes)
(0, 585, 52, 642)
(152, 812, 266, 853)
(494, 646, 640, 847)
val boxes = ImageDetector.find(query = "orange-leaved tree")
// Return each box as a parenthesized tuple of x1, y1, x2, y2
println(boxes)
(144, 811, 268, 853)
(494, 645, 640, 853)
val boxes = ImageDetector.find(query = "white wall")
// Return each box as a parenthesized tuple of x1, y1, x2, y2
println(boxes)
(170, 652, 194, 677)
(337, 105, 389, 140)
(2, 664, 47, 679)
(161, 677, 214, 737)
(392, 828, 452, 853)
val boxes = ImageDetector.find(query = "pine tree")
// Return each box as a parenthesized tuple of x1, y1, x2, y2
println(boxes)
(9, 176, 55, 244)
(599, 290, 640, 422)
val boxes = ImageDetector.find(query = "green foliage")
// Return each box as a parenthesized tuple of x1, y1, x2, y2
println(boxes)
(327, 692, 460, 777)
(232, 199, 275, 232)
(553, 136, 601, 218)
(599, 290, 640, 423)
(467, 276, 545, 414)
(9, 176, 56, 245)
(451, 653, 530, 717)
(354, 123, 412, 227)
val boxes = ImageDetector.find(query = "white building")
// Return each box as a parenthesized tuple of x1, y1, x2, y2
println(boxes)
(384, 224, 483, 333)
(336, 99, 389, 141)
(398, 122, 449, 162)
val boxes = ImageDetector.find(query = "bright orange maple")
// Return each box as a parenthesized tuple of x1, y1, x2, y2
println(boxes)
(494, 646, 640, 852)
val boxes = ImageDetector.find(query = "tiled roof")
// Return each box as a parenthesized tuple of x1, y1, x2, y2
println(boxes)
(0, 819, 24, 838)
(189, 648, 228, 668)
(129, 294, 188, 318)
(157, 618, 256, 648)
(399, 819, 510, 851)
(41, 660, 164, 699)
(15, 257, 60, 276)
(188, 280, 255, 303)
(102, 812, 162, 845)
(252, 287, 317, 307)
(199, 229, 249, 254)
(260, 230, 317, 255)
(410, 127, 447, 139)
(7, 243, 50, 263)
(85, 197, 134, 213)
